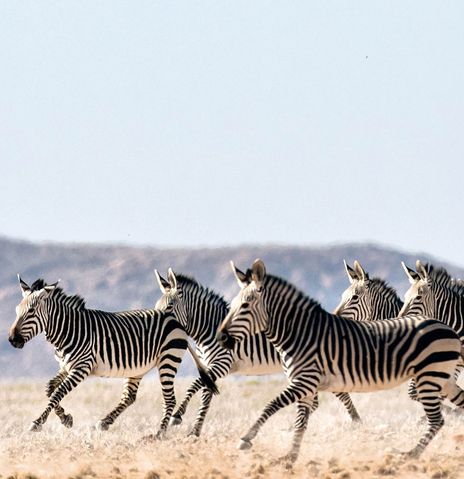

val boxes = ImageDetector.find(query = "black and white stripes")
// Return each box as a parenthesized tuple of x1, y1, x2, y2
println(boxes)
(9, 277, 217, 434)
(218, 259, 464, 465)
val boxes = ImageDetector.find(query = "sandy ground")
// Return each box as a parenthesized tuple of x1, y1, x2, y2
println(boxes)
(1, 376, 464, 478)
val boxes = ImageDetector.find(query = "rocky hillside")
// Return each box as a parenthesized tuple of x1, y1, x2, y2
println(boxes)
(0, 236, 461, 378)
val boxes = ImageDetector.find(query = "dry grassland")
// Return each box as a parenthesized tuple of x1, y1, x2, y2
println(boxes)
(1, 376, 464, 478)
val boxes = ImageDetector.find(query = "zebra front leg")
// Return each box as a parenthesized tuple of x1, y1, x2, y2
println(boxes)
(333, 392, 361, 422)
(96, 377, 141, 431)
(170, 377, 204, 426)
(46, 370, 73, 428)
(30, 364, 92, 432)
(238, 380, 315, 451)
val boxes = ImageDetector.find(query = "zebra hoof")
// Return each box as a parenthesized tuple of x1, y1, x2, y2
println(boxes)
(238, 439, 253, 450)
(95, 420, 110, 431)
(187, 430, 200, 438)
(62, 414, 73, 428)
(170, 415, 183, 426)
(29, 421, 42, 432)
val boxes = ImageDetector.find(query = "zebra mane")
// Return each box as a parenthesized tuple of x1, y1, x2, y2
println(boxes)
(423, 263, 454, 286)
(30, 279, 46, 291)
(49, 287, 86, 310)
(264, 273, 321, 310)
(175, 273, 229, 310)
(368, 277, 401, 302)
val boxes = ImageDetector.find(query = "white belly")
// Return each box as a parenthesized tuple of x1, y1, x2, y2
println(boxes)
(319, 373, 409, 393)
(91, 357, 157, 378)
(230, 358, 283, 376)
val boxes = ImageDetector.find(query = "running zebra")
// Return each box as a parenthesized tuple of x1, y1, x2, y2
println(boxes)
(154, 270, 361, 436)
(333, 260, 403, 320)
(399, 260, 464, 341)
(217, 259, 464, 464)
(9, 277, 217, 433)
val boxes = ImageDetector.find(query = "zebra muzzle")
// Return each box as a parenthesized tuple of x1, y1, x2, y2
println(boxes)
(8, 333, 25, 349)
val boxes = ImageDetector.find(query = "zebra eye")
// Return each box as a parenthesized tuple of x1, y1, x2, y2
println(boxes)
(416, 295, 422, 300)
(351, 294, 359, 301)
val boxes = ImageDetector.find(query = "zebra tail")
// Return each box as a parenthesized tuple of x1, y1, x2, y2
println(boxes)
(187, 343, 219, 395)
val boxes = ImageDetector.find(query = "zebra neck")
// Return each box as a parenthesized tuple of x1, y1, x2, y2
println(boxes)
(182, 287, 229, 346)
(435, 290, 464, 335)
(43, 303, 79, 350)
(262, 286, 321, 349)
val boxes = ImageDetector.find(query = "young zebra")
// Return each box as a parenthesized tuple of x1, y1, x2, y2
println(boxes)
(217, 259, 464, 464)
(9, 277, 217, 433)
(154, 270, 361, 436)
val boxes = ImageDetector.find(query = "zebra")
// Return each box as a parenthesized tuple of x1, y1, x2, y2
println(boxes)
(333, 260, 403, 321)
(153, 270, 361, 436)
(8, 276, 217, 434)
(399, 260, 464, 342)
(217, 259, 464, 464)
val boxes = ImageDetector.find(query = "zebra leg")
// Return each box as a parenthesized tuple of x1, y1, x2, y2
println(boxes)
(408, 378, 419, 401)
(406, 376, 444, 457)
(30, 363, 92, 432)
(333, 392, 361, 422)
(96, 377, 141, 431)
(155, 356, 183, 438)
(46, 370, 73, 428)
(238, 379, 316, 451)
(170, 377, 204, 426)
(188, 387, 213, 437)
(280, 396, 316, 467)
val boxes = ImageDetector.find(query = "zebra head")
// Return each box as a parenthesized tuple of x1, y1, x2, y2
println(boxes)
(398, 260, 435, 317)
(333, 260, 371, 320)
(9, 276, 59, 348)
(217, 259, 268, 349)
(154, 269, 188, 327)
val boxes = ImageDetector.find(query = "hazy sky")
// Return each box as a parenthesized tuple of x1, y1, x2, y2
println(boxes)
(2, 2, 464, 265)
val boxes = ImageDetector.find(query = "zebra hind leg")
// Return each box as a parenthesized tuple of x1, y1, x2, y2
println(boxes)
(188, 387, 214, 437)
(154, 354, 184, 439)
(170, 377, 204, 426)
(334, 392, 361, 422)
(46, 372, 73, 428)
(406, 376, 445, 458)
(96, 377, 141, 431)
(272, 395, 317, 468)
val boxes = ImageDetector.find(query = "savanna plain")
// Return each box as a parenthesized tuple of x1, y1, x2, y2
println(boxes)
(2, 376, 464, 479)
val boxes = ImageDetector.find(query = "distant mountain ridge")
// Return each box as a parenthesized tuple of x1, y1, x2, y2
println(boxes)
(1, 236, 462, 377)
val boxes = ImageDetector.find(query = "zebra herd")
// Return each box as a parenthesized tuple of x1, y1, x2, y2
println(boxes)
(8, 258, 464, 466)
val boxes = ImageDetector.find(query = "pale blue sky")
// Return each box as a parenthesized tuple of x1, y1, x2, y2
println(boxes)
(1, 2, 464, 265)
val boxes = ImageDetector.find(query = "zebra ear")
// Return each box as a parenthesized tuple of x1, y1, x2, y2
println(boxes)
(18, 274, 31, 297)
(42, 280, 60, 297)
(353, 260, 367, 282)
(230, 261, 249, 288)
(343, 260, 358, 284)
(251, 259, 266, 289)
(167, 268, 178, 290)
(154, 269, 171, 293)
(401, 262, 421, 284)
(415, 260, 429, 281)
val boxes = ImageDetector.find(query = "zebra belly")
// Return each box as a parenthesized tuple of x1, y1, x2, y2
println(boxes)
(230, 357, 283, 376)
(92, 358, 157, 378)
(319, 372, 410, 393)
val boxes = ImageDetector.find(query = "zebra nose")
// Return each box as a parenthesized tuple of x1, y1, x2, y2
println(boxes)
(8, 331, 25, 349)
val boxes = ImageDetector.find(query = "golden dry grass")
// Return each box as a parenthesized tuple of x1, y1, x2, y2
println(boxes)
(1, 376, 464, 478)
